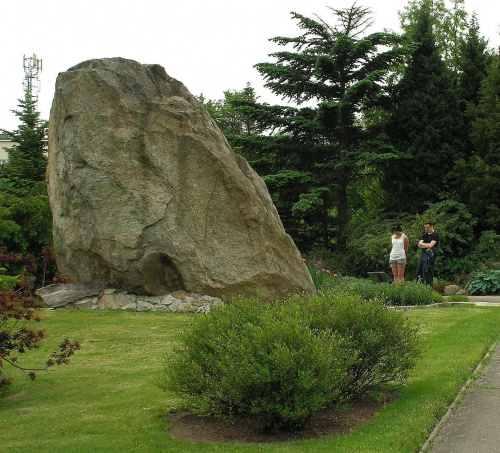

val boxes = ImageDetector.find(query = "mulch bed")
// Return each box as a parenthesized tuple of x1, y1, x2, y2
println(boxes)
(167, 393, 396, 444)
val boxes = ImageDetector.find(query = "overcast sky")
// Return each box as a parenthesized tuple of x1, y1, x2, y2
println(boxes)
(1, 0, 499, 130)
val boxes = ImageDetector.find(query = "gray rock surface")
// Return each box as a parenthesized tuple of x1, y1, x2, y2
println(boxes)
(443, 285, 461, 296)
(36, 284, 223, 313)
(48, 57, 315, 300)
(35, 282, 105, 308)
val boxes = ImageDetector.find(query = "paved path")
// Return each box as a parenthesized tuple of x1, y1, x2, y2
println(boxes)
(445, 295, 500, 307)
(421, 297, 500, 453)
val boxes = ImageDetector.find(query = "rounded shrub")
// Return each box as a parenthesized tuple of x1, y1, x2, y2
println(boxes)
(162, 292, 422, 432)
(163, 298, 351, 432)
(293, 291, 423, 395)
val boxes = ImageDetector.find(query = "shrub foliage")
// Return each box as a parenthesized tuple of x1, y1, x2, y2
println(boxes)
(301, 292, 423, 395)
(322, 276, 434, 306)
(163, 292, 421, 432)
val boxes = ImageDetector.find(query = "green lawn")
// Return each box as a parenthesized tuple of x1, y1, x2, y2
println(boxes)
(1, 306, 500, 453)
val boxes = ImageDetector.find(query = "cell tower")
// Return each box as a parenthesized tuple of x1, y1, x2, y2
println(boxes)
(23, 53, 43, 106)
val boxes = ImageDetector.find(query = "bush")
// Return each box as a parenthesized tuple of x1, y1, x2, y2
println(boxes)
(472, 231, 500, 270)
(379, 282, 434, 306)
(420, 200, 478, 278)
(322, 276, 434, 306)
(465, 270, 500, 295)
(338, 213, 396, 278)
(323, 276, 379, 299)
(162, 292, 422, 432)
(163, 298, 350, 432)
(297, 291, 422, 395)
(433, 292, 445, 303)
(0, 246, 58, 290)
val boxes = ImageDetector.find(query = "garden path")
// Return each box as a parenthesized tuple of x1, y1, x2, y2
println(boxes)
(423, 298, 500, 452)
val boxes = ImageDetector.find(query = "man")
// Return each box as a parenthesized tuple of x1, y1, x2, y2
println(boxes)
(416, 221, 440, 286)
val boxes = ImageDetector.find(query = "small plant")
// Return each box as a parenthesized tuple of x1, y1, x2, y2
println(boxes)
(0, 267, 18, 290)
(447, 295, 470, 302)
(303, 258, 340, 290)
(433, 292, 445, 303)
(465, 269, 500, 295)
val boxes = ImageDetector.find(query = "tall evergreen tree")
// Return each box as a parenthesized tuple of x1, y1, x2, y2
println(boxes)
(0, 88, 48, 195)
(450, 12, 493, 177)
(457, 13, 491, 108)
(225, 4, 412, 248)
(454, 54, 500, 231)
(381, 3, 464, 214)
(0, 86, 52, 260)
(399, 0, 469, 71)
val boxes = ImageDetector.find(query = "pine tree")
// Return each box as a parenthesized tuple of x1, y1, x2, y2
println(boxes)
(199, 85, 265, 138)
(457, 13, 492, 108)
(0, 87, 52, 259)
(1, 88, 48, 195)
(449, 12, 493, 188)
(455, 54, 500, 230)
(381, 3, 464, 214)
(224, 4, 412, 248)
(399, 0, 469, 71)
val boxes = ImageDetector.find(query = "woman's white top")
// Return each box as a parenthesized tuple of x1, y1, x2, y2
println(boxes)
(390, 233, 406, 261)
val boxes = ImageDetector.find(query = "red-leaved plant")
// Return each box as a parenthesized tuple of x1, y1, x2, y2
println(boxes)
(0, 250, 80, 388)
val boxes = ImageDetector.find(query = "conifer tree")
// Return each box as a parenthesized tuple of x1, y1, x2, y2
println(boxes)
(399, 0, 469, 71)
(451, 12, 493, 177)
(199, 85, 264, 138)
(455, 54, 500, 231)
(457, 13, 492, 109)
(0, 88, 48, 195)
(381, 3, 464, 214)
(225, 4, 412, 248)
(0, 87, 52, 260)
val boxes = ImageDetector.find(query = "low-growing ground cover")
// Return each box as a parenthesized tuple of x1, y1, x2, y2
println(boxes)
(1, 305, 500, 452)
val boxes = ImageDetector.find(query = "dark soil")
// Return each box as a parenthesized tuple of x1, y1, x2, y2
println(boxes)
(167, 393, 395, 444)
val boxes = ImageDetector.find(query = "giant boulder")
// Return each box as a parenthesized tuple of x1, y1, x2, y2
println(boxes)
(48, 57, 315, 300)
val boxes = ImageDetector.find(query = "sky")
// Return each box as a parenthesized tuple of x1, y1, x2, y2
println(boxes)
(1, 0, 499, 131)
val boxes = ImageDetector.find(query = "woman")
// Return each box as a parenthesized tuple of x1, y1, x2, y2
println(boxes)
(390, 224, 409, 283)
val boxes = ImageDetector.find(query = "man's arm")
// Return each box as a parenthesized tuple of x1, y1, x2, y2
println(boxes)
(419, 240, 437, 249)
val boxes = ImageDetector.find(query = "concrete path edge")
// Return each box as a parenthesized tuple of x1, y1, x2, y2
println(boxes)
(418, 338, 500, 452)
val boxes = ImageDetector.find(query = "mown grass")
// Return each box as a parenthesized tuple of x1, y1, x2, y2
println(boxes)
(1, 305, 500, 453)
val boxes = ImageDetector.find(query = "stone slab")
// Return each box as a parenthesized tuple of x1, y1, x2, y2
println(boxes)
(36, 282, 105, 308)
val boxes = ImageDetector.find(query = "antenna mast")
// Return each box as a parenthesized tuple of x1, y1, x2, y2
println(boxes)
(23, 53, 43, 107)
